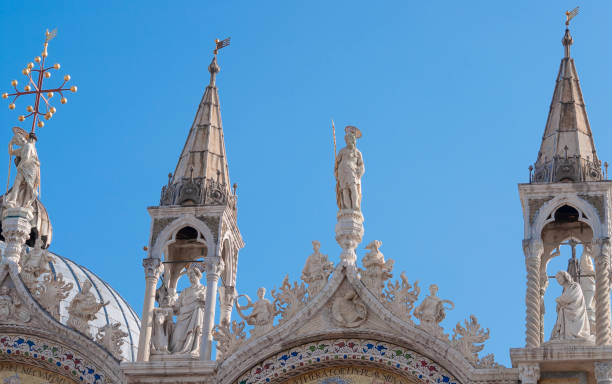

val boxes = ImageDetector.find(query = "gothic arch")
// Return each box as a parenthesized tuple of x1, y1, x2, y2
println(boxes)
(531, 194, 603, 240)
(150, 213, 216, 261)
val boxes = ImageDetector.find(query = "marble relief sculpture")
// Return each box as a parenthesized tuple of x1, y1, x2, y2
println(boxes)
(549, 271, 593, 342)
(67, 280, 109, 337)
(331, 289, 367, 328)
(33, 272, 72, 321)
(334, 125, 364, 211)
(301, 241, 333, 298)
(169, 266, 206, 354)
(360, 240, 394, 296)
(0, 286, 30, 323)
(19, 238, 52, 289)
(151, 308, 173, 354)
(4, 127, 40, 210)
(414, 284, 454, 339)
(236, 287, 277, 338)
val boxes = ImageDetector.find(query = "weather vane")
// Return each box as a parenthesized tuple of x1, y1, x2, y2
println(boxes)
(1, 28, 77, 134)
(565, 6, 579, 26)
(214, 37, 231, 55)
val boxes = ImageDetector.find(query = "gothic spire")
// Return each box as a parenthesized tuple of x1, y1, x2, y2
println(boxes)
(160, 55, 234, 206)
(532, 27, 602, 183)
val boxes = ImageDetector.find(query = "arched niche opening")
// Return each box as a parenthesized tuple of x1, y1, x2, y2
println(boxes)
(539, 204, 596, 343)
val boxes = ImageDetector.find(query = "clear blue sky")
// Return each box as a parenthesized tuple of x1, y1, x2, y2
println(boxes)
(2, 1, 612, 366)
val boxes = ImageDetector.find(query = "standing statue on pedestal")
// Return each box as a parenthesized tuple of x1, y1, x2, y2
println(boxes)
(170, 266, 206, 354)
(335, 126, 364, 211)
(301, 241, 334, 298)
(4, 127, 40, 210)
(550, 271, 593, 342)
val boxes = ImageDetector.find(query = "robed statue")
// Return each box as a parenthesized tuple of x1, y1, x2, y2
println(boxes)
(550, 271, 593, 342)
(170, 266, 206, 354)
(5, 127, 40, 210)
(334, 126, 364, 210)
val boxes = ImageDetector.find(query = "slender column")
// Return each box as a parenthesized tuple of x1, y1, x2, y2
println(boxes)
(1, 208, 33, 269)
(136, 257, 162, 361)
(218, 285, 236, 325)
(594, 238, 612, 345)
(595, 362, 612, 384)
(518, 363, 540, 384)
(523, 238, 543, 347)
(200, 256, 224, 360)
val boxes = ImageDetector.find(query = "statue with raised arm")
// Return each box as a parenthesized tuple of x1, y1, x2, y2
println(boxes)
(4, 127, 40, 210)
(360, 240, 394, 296)
(67, 280, 109, 337)
(414, 284, 454, 339)
(236, 287, 277, 338)
(301, 241, 334, 297)
(334, 126, 364, 211)
(550, 271, 593, 342)
(170, 266, 206, 354)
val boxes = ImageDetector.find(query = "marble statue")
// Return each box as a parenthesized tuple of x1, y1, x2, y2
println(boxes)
(19, 238, 52, 289)
(301, 241, 334, 298)
(360, 240, 394, 296)
(33, 272, 72, 321)
(96, 322, 128, 360)
(331, 289, 367, 327)
(4, 127, 40, 210)
(67, 280, 109, 337)
(169, 266, 206, 354)
(414, 284, 454, 338)
(0, 286, 30, 323)
(550, 270, 593, 342)
(236, 287, 277, 338)
(579, 246, 596, 332)
(334, 126, 364, 210)
(151, 308, 173, 354)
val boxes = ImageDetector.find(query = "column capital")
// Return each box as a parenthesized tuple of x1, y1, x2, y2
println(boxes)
(142, 258, 163, 280)
(203, 256, 224, 278)
(595, 362, 612, 384)
(518, 363, 540, 384)
(594, 237, 611, 257)
(523, 238, 543, 259)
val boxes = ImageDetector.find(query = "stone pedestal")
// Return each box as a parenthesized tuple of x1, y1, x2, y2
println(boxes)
(1, 207, 33, 268)
(335, 209, 364, 265)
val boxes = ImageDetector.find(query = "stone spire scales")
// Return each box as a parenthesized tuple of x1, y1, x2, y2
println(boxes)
(532, 27, 603, 183)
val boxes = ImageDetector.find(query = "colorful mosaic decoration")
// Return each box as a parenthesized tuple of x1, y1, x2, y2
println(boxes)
(236, 339, 459, 384)
(0, 335, 105, 384)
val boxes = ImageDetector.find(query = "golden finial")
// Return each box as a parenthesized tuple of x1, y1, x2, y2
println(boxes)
(565, 6, 579, 26)
(213, 37, 231, 55)
(43, 28, 57, 57)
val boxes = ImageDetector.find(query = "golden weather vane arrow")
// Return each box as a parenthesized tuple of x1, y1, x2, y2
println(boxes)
(2, 28, 78, 134)
(565, 6, 580, 26)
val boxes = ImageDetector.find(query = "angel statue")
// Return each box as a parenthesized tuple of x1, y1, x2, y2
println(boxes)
(334, 126, 364, 211)
(414, 284, 454, 338)
(236, 287, 277, 338)
(4, 127, 40, 210)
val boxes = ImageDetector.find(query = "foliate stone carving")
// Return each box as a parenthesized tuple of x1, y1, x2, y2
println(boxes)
(330, 288, 367, 328)
(549, 270, 593, 342)
(451, 315, 496, 367)
(67, 280, 109, 338)
(19, 238, 52, 289)
(205, 178, 228, 205)
(32, 272, 72, 321)
(595, 362, 612, 384)
(4, 127, 40, 210)
(0, 286, 30, 323)
(594, 237, 612, 345)
(96, 322, 128, 360)
(383, 272, 420, 323)
(360, 240, 393, 296)
(523, 238, 543, 347)
(518, 363, 540, 384)
(169, 266, 206, 354)
(271, 275, 306, 325)
(236, 287, 277, 338)
(414, 284, 454, 340)
(301, 241, 333, 298)
(151, 307, 173, 354)
(212, 320, 246, 361)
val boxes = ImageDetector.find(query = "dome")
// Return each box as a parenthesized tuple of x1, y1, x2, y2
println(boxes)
(3, 242, 141, 361)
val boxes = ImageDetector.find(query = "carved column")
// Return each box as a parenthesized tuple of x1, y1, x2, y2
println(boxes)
(518, 363, 540, 384)
(1, 207, 33, 268)
(595, 362, 612, 384)
(137, 257, 162, 362)
(594, 238, 612, 345)
(200, 256, 224, 361)
(335, 210, 364, 265)
(523, 239, 543, 347)
(218, 285, 236, 326)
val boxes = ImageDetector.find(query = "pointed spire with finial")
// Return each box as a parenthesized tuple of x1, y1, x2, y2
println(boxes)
(531, 8, 603, 183)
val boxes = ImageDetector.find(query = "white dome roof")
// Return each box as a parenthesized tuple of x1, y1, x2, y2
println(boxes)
(8, 243, 141, 361)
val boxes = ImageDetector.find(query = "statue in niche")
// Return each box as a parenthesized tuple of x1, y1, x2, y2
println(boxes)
(151, 308, 173, 354)
(169, 266, 206, 354)
(301, 240, 334, 298)
(579, 245, 596, 332)
(236, 287, 277, 338)
(67, 280, 109, 337)
(334, 125, 364, 210)
(414, 284, 454, 338)
(360, 240, 394, 296)
(550, 271, 594, 342)
(4, 127, 40, 210)
(331, 288, 367, 327)
(20, 238, 53, 289)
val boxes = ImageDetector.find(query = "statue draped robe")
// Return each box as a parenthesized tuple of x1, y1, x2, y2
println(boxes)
(170, 284, 206, 353)
(551, 280, 591, 340)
